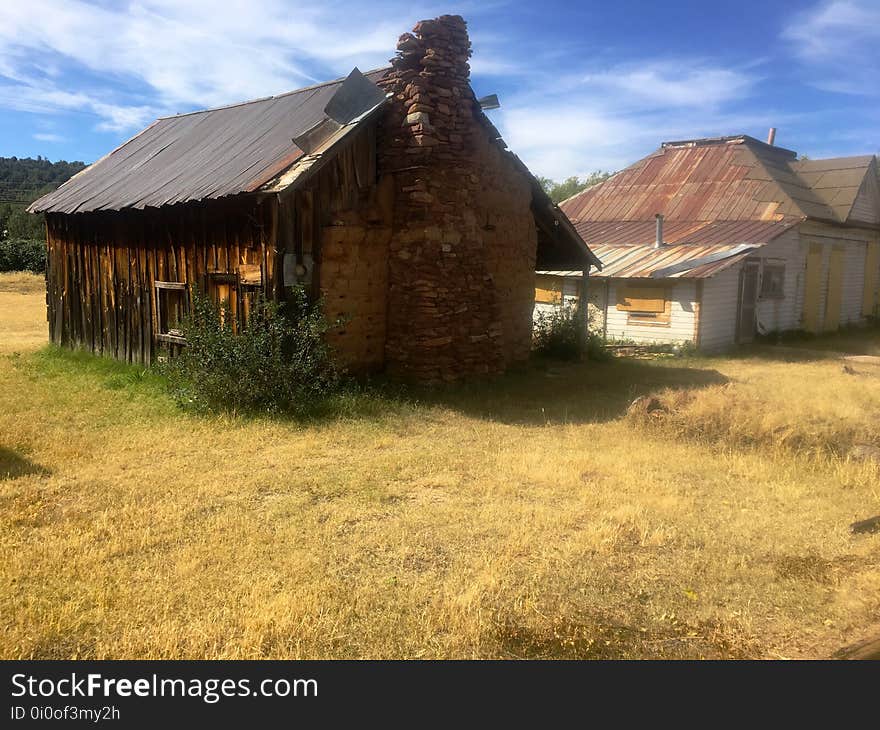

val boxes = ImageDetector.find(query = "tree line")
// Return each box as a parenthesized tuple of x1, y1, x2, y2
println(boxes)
(537, 171, 613, 203)
(0, 156, 86, 271)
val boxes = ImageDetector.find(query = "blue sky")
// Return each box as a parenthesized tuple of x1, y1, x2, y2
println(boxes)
(0, 0, 877, 179)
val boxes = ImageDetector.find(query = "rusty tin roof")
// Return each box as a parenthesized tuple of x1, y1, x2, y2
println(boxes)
(539, 218, 794, 279)
(560, 135, 877, 227)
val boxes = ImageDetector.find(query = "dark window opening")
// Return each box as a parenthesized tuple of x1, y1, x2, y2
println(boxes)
(760, 264, 785, 299)
(155, 281, 188, 344)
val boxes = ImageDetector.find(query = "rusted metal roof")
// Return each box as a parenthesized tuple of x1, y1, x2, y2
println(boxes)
(560, 135, 877, 227)
(545, 218, 794, 279)
(563, 242, 755, 279)
(28, 62, 599, 273)
(30, 68, 390, 214)
(575, 218, 793, 248)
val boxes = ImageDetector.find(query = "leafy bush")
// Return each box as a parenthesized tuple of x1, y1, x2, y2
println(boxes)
(533, 304, 610, 361)
(161, 287, 341, 415)
(0, 237, 46, 272)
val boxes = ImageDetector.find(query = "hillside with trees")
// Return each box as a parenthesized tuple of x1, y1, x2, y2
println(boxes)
(0, 156, 86, 270)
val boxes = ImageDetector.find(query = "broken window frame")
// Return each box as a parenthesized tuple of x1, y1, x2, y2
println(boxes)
(205, 272, 238, 330)
(760, 263, 786, 300)
(154, 281, 188, 345)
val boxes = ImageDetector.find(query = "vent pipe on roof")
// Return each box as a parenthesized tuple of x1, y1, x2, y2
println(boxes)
(767, 127, 777, 146)
(654, 213, 665, 249)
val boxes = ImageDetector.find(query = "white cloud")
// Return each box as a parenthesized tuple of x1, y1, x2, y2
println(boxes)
(0, 0, 435, 131)
(0, 81, 157, 132)
(33, 132, 65, 143)
(0, 0, 790, 179)
(782, 1, 880, 95)
(494, 59, 762, 179)
(581, 64, 755, 109)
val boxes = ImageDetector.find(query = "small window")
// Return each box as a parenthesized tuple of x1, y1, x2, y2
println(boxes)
(535, 274, 563, 305)
(761, 264, 785, 299)
(154, 281, 187, 344)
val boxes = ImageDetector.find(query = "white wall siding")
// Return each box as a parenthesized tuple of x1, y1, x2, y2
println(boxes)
(533, 277, 582, 322)
(699, 265, 740, 351)
(755, 228, 804, 333)
(842, 241, 867, 325)
(603, 279, 697, 345)
(799, 223, 878, 330)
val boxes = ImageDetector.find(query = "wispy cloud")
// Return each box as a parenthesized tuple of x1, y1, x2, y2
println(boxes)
(494, 59, 763, 178)
(0, 79, 157, 133)
(0, 0, 437, 131)
(33, 132, 65, 143)
(579, 63, 756, 109)
(782, 0, 880, 95)
(0, 0, 869, 177)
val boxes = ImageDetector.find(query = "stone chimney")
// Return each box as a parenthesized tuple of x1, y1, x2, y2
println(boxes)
(377, 15, 536, 383)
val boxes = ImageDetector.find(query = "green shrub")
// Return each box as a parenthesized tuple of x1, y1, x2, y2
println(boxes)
(533, 305, 611, 361)
(161, 287, 341, 415)
(0, 237, 46, 272)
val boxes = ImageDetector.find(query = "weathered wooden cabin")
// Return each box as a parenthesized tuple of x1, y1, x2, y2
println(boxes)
(30, 15, 598, 383)
(538, 134, 880, 350)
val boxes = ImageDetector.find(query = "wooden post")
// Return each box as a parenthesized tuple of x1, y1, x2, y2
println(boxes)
(577, 269, 589, 359)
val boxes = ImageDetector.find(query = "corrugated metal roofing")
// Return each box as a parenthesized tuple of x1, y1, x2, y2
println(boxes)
(586, 242, 758, 279)
(574, 219, 793, 248)
(30, 68, 390, 214)
(559, 135, 878, 227)
(553, 218, 794, 279)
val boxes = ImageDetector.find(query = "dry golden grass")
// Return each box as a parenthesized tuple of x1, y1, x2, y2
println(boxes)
(0, 272, 48, 353)
(1, 272, 879, 659)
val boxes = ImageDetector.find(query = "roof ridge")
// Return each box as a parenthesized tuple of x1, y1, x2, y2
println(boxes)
(157, 66, 391, 120)
(661, 134, 798, 158)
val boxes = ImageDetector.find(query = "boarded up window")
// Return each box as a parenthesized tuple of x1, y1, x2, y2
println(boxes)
(760, 263, 785, 299)
(535, 275, 563, 304)
(616, 285, 666, 313)
(617, 283, 671, 325)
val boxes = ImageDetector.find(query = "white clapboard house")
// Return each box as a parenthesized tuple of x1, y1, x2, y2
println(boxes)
(537, 134, 880, 350)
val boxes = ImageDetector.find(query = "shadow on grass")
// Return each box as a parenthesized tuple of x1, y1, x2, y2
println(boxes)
(0, 447, 50, 480)
(409, 356, 729, 425)
(724, 324, 880, 362)
(25, 345, 729, 427)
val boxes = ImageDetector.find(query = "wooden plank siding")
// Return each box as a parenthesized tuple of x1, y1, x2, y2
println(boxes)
(43, 123, 387, 367)
(45, 196, 276, 364)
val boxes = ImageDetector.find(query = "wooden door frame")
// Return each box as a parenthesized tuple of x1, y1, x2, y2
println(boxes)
(735, 261, 760, 344)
